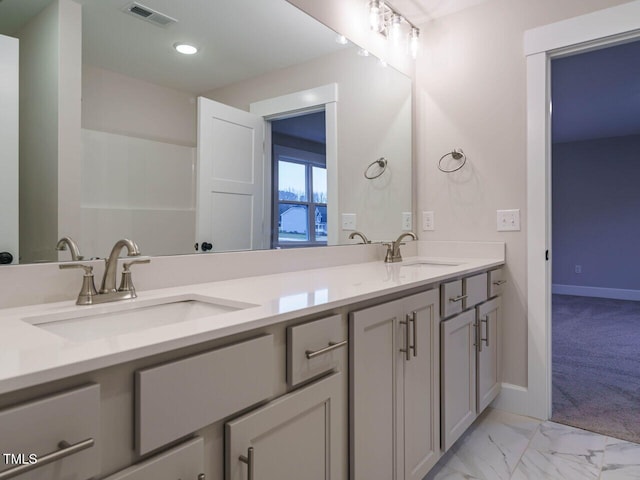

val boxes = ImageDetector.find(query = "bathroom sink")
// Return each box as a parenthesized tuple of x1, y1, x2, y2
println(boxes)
(24, 295, 257, 342)
(401, 260, 461, 268)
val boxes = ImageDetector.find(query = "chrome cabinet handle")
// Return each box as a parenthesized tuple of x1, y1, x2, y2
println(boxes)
(410, 311, 418, 357)
(449, 295, 468, 303)
(239, 447, 254, 480)
(481, 315, 489, 347)
(198, 474, 206, 480)
(400, 316, 411, 361)
(0, 438, 94, 480)
(305, 340, 347, 359)
(473, 321, 482, 352)
(492, 280, 507, 286)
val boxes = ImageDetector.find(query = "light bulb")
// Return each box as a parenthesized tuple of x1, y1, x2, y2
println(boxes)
(409, 28, 420, 59)
(389, 14, 403, 45)
(335, 35, 348, 45)
(369, 0, 384, 33)
(174, 43, 198, 55)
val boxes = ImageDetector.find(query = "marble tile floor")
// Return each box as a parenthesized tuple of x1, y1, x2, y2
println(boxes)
(424, 408, 640, 480)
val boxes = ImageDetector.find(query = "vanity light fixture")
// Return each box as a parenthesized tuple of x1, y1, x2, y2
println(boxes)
(174, 43, 198, 55)
(367, 0, 420, 58)
(409, 27, 420, 59)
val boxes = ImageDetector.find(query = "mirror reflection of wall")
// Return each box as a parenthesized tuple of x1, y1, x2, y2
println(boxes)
(0, 0, 412, 264)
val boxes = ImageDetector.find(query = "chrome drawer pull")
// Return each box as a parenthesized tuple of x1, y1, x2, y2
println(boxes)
(305, 340, 348, 359)
(492, 280, 507, 286)
(449, 295, 468, 303)
(0, 438, 94, 480)
(239, 447, 254, 480)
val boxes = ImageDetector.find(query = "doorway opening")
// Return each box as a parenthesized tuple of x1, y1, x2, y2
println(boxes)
(550, 38, 640, 443)
(270, 111, 327, 248)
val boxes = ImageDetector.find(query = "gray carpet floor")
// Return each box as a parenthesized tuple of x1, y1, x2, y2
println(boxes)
(552, 294, 640, 443)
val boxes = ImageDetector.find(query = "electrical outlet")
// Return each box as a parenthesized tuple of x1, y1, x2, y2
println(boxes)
(341, 213, 357, 231)
(402, 212, 412, 231)
(497, 209, 521, 231)
(422, 211, 434, 231)
(575, 265, 582, 274)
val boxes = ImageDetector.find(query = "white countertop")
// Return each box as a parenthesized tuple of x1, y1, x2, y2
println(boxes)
(0, 255, 503, 395)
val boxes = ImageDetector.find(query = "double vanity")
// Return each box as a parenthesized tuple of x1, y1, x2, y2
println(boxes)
(0, 243, 505, 480)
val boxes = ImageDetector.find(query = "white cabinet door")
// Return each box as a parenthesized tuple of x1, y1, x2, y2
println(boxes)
(350, 289, 440, 480)
(402, 290, 440, 480)
(477, 296, 502, 413)
(196, 97, 266, 252)
(226, 372, 343, 480)
(441, 309, 477, 452)
(350, 299, 402, 480)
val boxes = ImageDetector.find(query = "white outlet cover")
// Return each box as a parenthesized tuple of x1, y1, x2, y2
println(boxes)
(422, 211, 434, 231)
(341, 213, 357, 231)
(497, 209, 521, 231)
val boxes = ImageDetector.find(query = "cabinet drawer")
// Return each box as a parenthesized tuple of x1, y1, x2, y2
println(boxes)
(441, 279, 463, 318)
(136, 335, 274, 455)
(488, 268, 506, 297)
(463, 273, 488, 308)
(103, 437, 203, 480)
(287, 314, 346, 387)
(0, 384, 100, 480)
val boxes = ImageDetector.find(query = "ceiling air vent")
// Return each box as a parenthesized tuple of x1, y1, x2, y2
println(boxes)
(124, 2, 178, 28)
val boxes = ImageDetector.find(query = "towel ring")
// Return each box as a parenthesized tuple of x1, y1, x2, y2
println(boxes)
(364, 157, 388, 179)
(438, 148, 466, 173)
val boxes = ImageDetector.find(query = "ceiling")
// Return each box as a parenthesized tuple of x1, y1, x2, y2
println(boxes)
(392, 0, 491, 24)
(0, 0, 350, 95)
(552, 39, 640, 144)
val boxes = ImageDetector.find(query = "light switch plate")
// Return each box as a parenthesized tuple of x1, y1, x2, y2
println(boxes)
(341, 213, 357, 231)
(422, 211, 434, 231)
(497, 209, 520, 231)
(401, 212, 412, 231)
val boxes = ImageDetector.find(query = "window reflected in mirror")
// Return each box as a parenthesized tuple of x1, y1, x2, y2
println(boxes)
(272, 111, 327, 248)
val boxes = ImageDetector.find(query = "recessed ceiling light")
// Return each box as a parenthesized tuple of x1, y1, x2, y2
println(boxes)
(174, 43, 198, 55)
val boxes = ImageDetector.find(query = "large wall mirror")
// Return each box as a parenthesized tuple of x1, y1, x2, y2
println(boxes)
(0, 0, 412, 265)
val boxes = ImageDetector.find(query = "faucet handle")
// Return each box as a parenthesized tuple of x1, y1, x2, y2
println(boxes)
(118, 257, 150, 295)
(59, 263, 98, 305)
(122, 257, 151, 271)
(59, 263, 94, 275)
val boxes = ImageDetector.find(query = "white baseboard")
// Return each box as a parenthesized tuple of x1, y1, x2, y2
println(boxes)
(491, 383, 541, 419)
(552, 284, 640, 301)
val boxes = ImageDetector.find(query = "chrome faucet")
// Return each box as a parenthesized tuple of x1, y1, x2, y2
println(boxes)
(383, 232, 418, 263)
(56, 236, 83, 261)
(100, 238, 141, 293)
(59, 238, 149, 305)
(348, 231, 371, 244)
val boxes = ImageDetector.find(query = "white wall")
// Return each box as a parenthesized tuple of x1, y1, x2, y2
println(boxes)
(17, 0, 60, 263)
(0, 35, 19, 264)
(206, 47, 412, 244)
(16, 0, 81, 264)
(57, 0, 82, 262)
(80, 66, 198, 259)
(415, 0, 633, 387)
(81, 129, 196, 258)
(82, 65, 197, 147)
